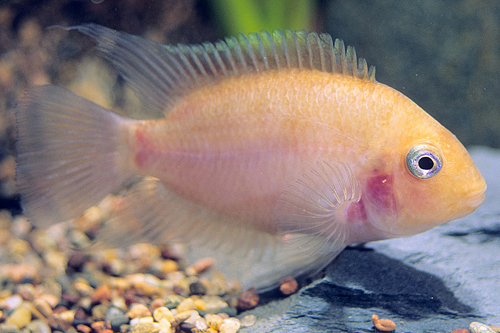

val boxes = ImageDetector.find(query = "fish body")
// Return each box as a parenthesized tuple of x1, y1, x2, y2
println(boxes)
(16, 25, 486, 289)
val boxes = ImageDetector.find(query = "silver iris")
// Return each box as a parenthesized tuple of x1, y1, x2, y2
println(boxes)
(406, 144, 443, 179)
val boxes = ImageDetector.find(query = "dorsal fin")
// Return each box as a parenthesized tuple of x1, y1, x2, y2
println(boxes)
(63, 24, 376, 116)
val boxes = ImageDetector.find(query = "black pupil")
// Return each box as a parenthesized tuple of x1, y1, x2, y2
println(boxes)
(418, 156, 434, 170)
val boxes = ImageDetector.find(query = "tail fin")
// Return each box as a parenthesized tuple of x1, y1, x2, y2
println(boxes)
(16, 85, 133, 228)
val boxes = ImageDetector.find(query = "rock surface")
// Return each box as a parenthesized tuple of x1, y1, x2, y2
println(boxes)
(241, 147, 500, 332)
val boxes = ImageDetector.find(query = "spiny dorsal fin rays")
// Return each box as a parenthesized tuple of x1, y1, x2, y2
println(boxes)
(63, 24, 376, 116)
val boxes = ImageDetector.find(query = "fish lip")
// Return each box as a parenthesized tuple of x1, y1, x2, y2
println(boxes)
(467, 188, 486, 209)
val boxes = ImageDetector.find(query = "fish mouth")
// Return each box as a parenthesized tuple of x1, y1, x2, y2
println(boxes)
(467, 188, 486, 209)
(451, 187, 486, 220)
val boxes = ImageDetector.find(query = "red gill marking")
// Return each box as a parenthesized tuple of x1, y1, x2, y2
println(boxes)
(365, 174, 396, 214)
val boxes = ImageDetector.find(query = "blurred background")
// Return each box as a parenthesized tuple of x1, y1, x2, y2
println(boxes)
(0, 0, 499, 213)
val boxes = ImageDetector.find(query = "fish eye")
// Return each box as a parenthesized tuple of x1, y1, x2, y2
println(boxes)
(406, 145, 443, 179)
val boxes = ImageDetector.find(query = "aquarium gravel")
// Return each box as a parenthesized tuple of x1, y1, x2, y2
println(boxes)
(0, 206, 259, 333)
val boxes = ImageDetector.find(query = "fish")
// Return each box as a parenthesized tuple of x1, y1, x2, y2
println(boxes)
(15, 24, 486, 290)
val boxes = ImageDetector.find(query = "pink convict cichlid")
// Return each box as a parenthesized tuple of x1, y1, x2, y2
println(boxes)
(16, 24, 486, 290)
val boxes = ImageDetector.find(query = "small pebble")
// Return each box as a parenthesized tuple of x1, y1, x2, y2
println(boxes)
(194, 298, 207, 311)
(7, 303, 32, 329)
(219, 317, 241, 333)
(236, 288, 259, 310)
(4, 295, 23, 309)
(58, 309, 76, 322)
(190, 281, 207, 295)
(164, 295, 184, 309)
(39, 294, 59, 309)
(218, 313, 230, 319)
(73, 281, 94, 297)
(158, 318, 173, 333)
(109, 315, 130, 331)
(91, 285, 112, 303)
(153, 307, 174, 322)
(193, 318, 208, 330)
(25, 319, 51, 333)
(205, 313, 223, 330)
(180, 322, 197, 332)
(202, 296, 229, 313)
(0, 322, 22, 333)
(371, 314, 396, 332)
(279, 276, 298, 295)
(186, 258, 215, 276)
(76, 324, 92, 333)
(130, 322, 160, 333)
(33, 298, 53, 317)
(240, 314, 257, 327)
(139, 316, 155, 323)
(127, 303, 151, 319)
(470, 322, 496, 333)
(170, 311, 191, 326)
(105, 306, 125, 321)
(92, 303, 110, 320)
(90, 321, 109, 332)
(157, 259, 178, 275)
(177, 298, 195, 312)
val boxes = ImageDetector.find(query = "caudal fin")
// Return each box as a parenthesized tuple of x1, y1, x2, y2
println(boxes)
(16, 85, 133, 228)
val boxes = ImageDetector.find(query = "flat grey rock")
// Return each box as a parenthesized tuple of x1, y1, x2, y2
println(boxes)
(241, 147, 500, 332)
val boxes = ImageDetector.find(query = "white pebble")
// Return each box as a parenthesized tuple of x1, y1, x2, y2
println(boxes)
(194, 318, 208, 330)
(130, 317, 140, 326)
(153, 307, 174, 322)
(139, 316, 154, 323)
(240, 314, 257, 327)
(470, 322, 496, 333)
(4, 295, 23, 309)
(158, 318, 173, 333)
(219, 317, 241, 333)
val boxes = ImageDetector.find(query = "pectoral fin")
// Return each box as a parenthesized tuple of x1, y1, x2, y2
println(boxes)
(275, 161, 362, 257)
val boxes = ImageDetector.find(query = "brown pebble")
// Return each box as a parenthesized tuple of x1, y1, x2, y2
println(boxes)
(186, 258, 215, 275)
(91, 285, 112, 304)
(372, 314, 396, 332)
(76, 324, 92, 333)
(150, 298, 166, 309)
(74, 307, 88, 321)
(90, 321, 110, 332)
(6, 263, 40, 284)
(279, 276, 298, 295)
(451, 329, 469, 333)
(67, 252, 89, 272)
(237, 288, 259, 310)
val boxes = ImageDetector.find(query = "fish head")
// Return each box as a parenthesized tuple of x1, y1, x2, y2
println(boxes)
(373, 105, 486, 238)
